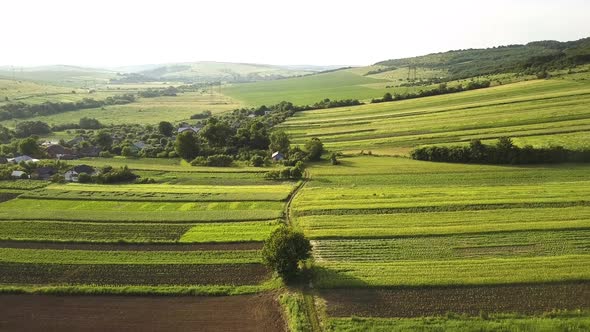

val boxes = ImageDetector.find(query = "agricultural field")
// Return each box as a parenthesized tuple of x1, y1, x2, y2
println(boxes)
(0, 90, 240, 128)
(280, 75, 590, 154)
(291, 156, 590, 329)
(0, 159, 297, 299)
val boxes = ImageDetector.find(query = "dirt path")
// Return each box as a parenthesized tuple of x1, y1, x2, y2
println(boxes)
(0, 293, 285, 332)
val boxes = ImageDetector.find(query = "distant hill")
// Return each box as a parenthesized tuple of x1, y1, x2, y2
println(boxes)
(0, 62, 340, 86)
(373, 37, 590, 80)
(0, 65, 115, 86)
(110, 61, 340, 84)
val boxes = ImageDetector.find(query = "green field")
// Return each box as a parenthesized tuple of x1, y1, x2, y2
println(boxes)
(0, 158, 293, 294)
(0, 90, 240, 127)
(279, 77, 590, 154)
(290, 155, 590, 327)
(223, 69, 391, 105)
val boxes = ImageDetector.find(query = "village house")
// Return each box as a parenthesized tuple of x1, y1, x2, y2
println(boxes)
(7, 155, 40, 164)
(271, 151, 285, 161)
(32, 166, 58, 180)
(64, 165, 96, 182)
(46, 144, 76, 159)
(177, 126, 202, 134)
(77, 146, 101, 158)
(11, 170, 28, 179)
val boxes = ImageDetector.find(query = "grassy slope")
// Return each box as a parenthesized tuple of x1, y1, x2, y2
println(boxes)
(280, 76, 590, 154)
(223, 69, 391, 105)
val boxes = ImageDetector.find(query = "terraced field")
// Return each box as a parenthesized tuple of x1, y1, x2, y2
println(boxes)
(280, 77, 590, 154)
(291, 156, 590, 329)
(0, 160, 297, 296)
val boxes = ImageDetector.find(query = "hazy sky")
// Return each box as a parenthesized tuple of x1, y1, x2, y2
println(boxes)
(2, 0, 589, 67)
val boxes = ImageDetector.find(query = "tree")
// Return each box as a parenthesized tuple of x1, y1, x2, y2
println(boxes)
(330, 153, 339, 165)
(383, 92, 393, 102)
(158, 121, 174, 137)
(174, 131, 200, 161)
(79, 117, 102, 129)
(201, 119, 233, 147)
(261, 226, 312, 281)
(18, 137, 41, 156)
(304, 138, 324, 161)
(15, 121, 51, 138)
(94, 130, 113, 150)
(269, 130, 290, 154)
(121, 146, 135, 157)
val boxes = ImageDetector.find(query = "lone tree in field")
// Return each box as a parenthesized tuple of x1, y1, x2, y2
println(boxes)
(262, 227, 312, 281)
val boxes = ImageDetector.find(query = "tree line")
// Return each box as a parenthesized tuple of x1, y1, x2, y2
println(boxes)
(0, 95, 136, 121)
(411, 137, 590, 164)
(371, 81, 491, 104)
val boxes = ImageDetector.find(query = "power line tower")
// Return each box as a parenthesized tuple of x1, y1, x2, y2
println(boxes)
(407, 64, 417, 82)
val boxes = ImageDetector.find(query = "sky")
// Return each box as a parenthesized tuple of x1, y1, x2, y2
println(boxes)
(1, 0, 589, 68)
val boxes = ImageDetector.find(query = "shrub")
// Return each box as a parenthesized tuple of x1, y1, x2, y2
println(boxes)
(251, 155, 264, 167)
(206, 154, 233, 167)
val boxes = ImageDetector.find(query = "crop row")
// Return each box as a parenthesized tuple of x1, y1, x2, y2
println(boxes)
(312, 229, 590, 261)
(0, 248, 261, 264)
(0, 220, 279, 243)
(296, 206, 590, 238)
(0, 262, 269, 286)
(313, 255, 590, 288)
(0, 198, 283, 223)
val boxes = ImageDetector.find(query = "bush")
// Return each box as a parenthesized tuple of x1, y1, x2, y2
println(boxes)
(99, 151, 113, 158)
(261, 226, 312, 281)
(206, 154, 233, 167)
(190, 156, 207, 166)
(251, 155, 264, 167)
(78, 173, 92, 183)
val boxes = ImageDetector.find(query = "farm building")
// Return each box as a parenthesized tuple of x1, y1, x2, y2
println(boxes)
(11, 170, 28, 179)
(178, 126, 202, 134)
(272, 152, 285, 161)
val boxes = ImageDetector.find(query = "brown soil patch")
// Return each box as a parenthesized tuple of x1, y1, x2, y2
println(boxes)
(0, 293, 285, 332)
(321, 282, 590, 317)
(0, 262, 270, 286)
(0, 240, 262, 251)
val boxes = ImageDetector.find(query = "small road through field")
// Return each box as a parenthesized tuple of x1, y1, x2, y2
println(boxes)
(284, 171, 323, 332)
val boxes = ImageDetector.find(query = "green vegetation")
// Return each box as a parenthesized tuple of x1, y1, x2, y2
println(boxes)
(0, 220, 190, 243)
(179, 220, 280, 243)
(0, 248, 261, 264)
(280, 78, 590, 154)
(280, 292, 313, 332)
(262, 227, 312, 281)
(327, 311, 590, 332)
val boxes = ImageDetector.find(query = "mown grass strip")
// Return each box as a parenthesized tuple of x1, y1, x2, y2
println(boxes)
(313, 255, 590, 288)
(0, 248, 261, 264)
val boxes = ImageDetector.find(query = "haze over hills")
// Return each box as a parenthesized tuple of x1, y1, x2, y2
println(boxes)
(0, 62, 342, 86)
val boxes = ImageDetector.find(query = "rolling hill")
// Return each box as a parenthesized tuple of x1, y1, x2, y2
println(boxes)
(223, 37, 590, 106)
